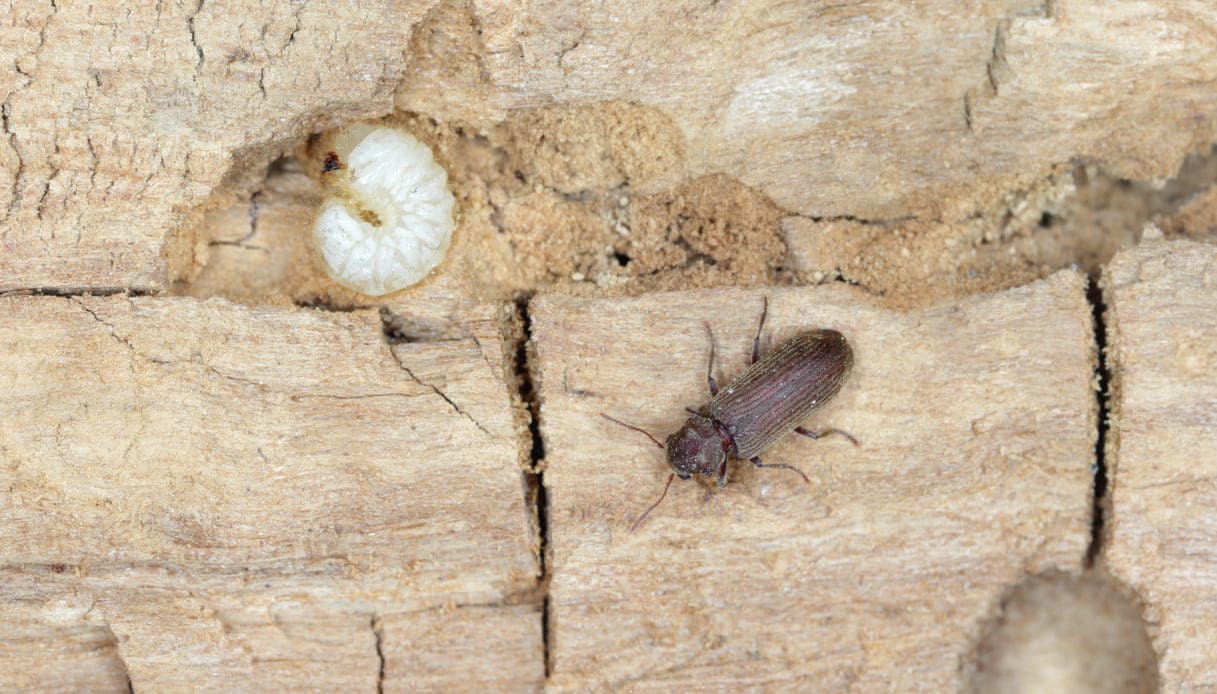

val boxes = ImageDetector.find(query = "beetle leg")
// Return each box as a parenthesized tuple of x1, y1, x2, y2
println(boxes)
(703, 321, 719, 396)
(715, 459, 728, 487)
(751, 296, 769, 364)
(750, 456, 811, 484)
(685, 406, 700, 416)
(794, 426, 860, 447)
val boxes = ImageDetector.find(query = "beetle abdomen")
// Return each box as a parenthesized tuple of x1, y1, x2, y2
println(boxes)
(708, 329, 852, 459)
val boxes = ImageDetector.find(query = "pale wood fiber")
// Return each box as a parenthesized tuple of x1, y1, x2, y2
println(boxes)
(4, 1, 1216, 290)
(0, 296, 539, 691)
(532, 275, 1095, 691)
(1105, 238, 1217, 691)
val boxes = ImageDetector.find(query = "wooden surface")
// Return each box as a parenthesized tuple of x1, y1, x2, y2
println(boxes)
(1104, 237, 1217, 691)
(4, 0, 1216, 291)
(474, 1, 1217, 217)
(379, 605, 544, 694)
(532, 274, 1096, 691)
(3, 0, 1214, 688)
(0, 296, 540, 692)
(2, 2, 431, 291)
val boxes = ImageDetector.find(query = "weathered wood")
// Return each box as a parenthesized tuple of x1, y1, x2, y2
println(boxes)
(3, 0, 1213, 688)
(1, 2, 430, 291)
(4, 1, 1215, 291)
(379, 604, 544, 693)
(0, 601, 131, 693)
(0, 296, 540, 691)
(462, 0, 1217, 217)
(1104, 236, 1217, 691)
(532, 274, 1095, 691)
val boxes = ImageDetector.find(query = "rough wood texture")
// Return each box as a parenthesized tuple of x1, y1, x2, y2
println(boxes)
(379, 605, 543, 694)
(1104, 236, 1217, 691)
(2, 2, 431, 291)
(3, 0, 1213, 688)
(532, 274, 1095, 691)
(4, 0, 1215, 291)
(418, 0, 1217, 218)
(0, 296, 540, 691)
(0, 614, 132, 692)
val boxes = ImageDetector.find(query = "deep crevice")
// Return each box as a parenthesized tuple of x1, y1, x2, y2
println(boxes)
(1085, 275, 1110, 567)
(513, 292, 551, 678)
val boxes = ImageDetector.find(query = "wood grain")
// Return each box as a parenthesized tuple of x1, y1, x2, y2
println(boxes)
(4, 1, 1216, 290)
(532, 274, 1096, 691)
(0, 296, 540, 691)
(1104, 237, 1217, 691)
(2, 0, 1212, 688)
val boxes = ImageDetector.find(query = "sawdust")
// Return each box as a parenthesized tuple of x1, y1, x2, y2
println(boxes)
(175, 101, 1217, 313)
(175, 102, 786, 308)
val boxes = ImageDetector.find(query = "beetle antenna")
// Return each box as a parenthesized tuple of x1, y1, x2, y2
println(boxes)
(601, 413, 664, 449)
(631, 473, 675, 532)
(754, 461, 811, 483)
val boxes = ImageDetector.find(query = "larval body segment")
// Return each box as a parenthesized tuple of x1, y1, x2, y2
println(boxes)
(313, 125, 456, 296)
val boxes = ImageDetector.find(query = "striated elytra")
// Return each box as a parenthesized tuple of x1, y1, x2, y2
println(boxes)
(603, 297, 858, 530)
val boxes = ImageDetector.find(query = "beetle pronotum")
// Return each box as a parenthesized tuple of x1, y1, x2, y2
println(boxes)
(603, 298, 858, 530)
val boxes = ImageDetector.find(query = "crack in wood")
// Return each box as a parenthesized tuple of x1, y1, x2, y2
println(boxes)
(393, 358, 495, 439)
(513, 293, 552, 678)
(371, 614, 385, 694)
(1084, 276, 1111, 567)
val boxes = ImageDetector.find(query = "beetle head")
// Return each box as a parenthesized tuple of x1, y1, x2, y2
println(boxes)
(665, 414, 726, 481)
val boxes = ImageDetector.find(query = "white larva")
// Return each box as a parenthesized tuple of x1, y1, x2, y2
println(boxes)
(312, 125, 456, 296)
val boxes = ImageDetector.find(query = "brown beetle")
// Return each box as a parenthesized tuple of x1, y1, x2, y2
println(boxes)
(603, 298, 858, 530)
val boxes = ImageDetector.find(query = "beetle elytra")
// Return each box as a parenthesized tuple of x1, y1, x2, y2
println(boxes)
(603, 297, 858, 530)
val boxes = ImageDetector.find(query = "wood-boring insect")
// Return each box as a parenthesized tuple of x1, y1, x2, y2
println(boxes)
(312, 125, 456, 296)
(603, 298, 858, 530)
